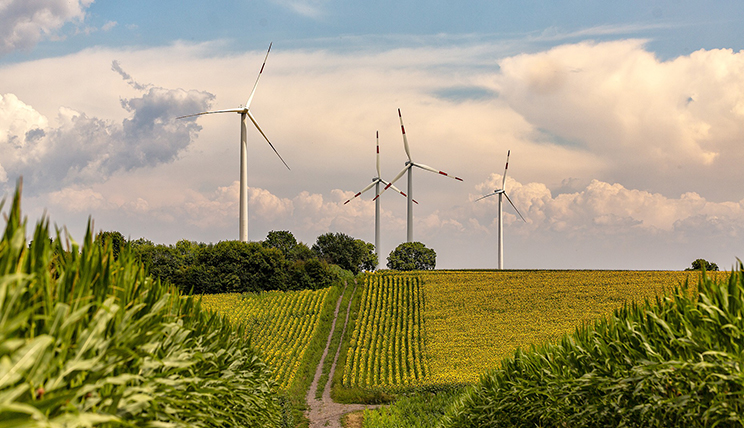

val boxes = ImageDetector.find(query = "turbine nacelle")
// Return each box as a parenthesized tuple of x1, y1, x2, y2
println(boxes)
(176, 43, 289, 171)
(174, 42, 285, 242)
(344, 131, 415, 205)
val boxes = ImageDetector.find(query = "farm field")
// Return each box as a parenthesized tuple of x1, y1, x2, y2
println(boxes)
(344, 270, 727, 388)
(200, 287, 333, 390)
(342, 274, 429, 389)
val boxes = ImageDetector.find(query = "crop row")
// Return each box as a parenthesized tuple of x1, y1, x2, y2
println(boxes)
(200, 287, 331, 390)
(342, 274, 429, 388)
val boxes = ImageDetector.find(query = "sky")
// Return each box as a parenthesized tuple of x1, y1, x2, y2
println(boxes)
(1, 1, 744, 270)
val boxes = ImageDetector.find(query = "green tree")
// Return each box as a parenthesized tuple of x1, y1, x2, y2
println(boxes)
(312, 232, 377, 274)
(95, 230, 126, 260)
(289, 242, 315, 261)
(387, 242, 436, 271)
(686, 258, 719, 271)
(262, 230, 298, 258)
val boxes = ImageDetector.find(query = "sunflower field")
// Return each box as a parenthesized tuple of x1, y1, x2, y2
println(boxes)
(200, 288, 332, 390)
(342, 274, 429, 388)
(419, 270, 726, 384)
(343, 269, 727, 391)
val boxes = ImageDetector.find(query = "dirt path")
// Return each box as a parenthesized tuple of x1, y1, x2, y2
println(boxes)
(305, 280, 379, 428)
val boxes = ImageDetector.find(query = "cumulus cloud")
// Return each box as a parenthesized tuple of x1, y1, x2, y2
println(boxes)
(0, 73, 213, 193)
(0, 0, 94, 54)
(467, 174, 744, 240)
(493, 40, 744, 200)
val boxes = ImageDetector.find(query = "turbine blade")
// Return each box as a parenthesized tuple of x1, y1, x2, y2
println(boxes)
(503, 192, 526, 221)
(376, 131, 381, 178)
(502, 149, 510, 190)
(413, 162, 463, 181)
(398, 108, 412, 162)
(344, 180, 378, 204)
(246, 110, 290, 170)
(474, 192, 498, 202)
(177, 108, 243, 119)
(380, 180, 418, 204)
(373, 166, 409, 201)
(246, 42, 272, 108)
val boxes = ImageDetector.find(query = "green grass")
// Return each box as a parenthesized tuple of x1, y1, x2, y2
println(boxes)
(314, 280, 354, 400)
(362, 388, 464, 428)
(284, 285, 342, 428)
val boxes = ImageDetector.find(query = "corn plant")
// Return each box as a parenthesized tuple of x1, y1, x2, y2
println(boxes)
(0, 184, 284, 427)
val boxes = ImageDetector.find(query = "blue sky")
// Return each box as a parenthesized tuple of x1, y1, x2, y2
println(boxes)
(1, 1, 744, 269)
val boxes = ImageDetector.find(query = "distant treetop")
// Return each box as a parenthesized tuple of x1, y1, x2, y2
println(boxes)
(685, 258, 719, 271)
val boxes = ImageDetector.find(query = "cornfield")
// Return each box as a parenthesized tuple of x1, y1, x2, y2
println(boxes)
(342, 274, 429, 388)
(0, 186, 284, 427)
(200, 288, 331, 390)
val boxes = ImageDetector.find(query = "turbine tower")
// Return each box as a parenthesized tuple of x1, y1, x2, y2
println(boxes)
(377, 109, 462, 242)
(344, 131, 415, 267)
(177, 43, 289, 242)
(475, 150, 525, 269)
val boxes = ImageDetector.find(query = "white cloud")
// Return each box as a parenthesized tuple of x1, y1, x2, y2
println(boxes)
(48, 187, 112, 212)
(0, 81, 213, 193)
(468, 174, 744, 238)
(3, 41, 744, 268)
(0, 0, 94, 54)
(493, 40, 744, 200)
(270, 0, 328, 18)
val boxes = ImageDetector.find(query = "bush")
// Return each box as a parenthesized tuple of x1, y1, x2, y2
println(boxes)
(386, 242, 436, 270)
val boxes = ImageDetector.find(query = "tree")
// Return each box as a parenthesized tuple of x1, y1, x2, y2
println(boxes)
(686, 258, 719, 271)
(312, 232, 376, 274)
(387, 242, 436, 271)
(95, 231, 126, 260)
(263, 230, 298, 258)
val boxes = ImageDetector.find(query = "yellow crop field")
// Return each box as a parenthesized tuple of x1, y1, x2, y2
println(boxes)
(417, 270, 726, 384)
(342, 274, 429, 388)
(343, 270, 727, 388)
(199, 287, 331, 390)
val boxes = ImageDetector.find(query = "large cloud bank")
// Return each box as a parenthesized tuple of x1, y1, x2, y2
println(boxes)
(1, 40, 743, 268)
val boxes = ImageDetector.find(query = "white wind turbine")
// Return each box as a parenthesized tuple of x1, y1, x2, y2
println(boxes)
(376, 109, 463, 242)
(475, 150, 525, 269)
(344, 131, 416, 267)
(177, 43, 289, 242)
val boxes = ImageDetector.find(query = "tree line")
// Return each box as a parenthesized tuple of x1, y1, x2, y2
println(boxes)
(95, 230, 377, 294)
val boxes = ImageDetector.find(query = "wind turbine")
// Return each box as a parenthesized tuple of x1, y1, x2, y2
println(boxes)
(376, 109, 462, 242)
(177, 43, 289, 242)
(344, 131, 416, 268)
(475, 150, 525, 269)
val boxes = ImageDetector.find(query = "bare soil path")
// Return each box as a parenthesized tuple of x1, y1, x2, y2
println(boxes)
(305, 280, 379, 428)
